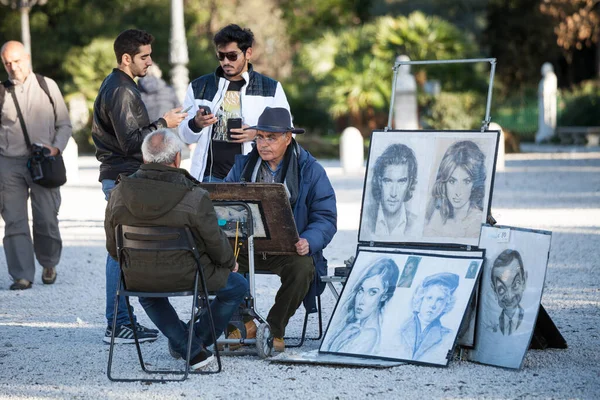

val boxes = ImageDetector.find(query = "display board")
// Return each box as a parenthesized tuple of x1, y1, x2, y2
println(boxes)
(359, 130, 499, 247)
(320, 249, 483, 366)
(468, 225, 552, 369)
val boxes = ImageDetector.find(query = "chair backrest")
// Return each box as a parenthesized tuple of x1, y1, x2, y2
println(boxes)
(116, 225, 201, 293)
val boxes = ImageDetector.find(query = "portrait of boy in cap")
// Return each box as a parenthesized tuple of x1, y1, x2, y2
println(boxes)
(395, 272, 459, 361)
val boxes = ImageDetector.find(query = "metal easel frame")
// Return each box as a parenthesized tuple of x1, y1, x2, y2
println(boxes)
(386, 58, 497, 132)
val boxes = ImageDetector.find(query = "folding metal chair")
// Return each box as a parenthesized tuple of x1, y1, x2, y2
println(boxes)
(107, 225, 222, 382)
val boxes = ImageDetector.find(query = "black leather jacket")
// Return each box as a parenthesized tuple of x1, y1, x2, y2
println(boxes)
(92, 69, 167, 181)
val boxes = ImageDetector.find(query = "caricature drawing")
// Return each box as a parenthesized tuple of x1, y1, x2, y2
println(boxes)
(396, 272, 459, 360)
(424, 141, 486, 238)
(365, 144, 418, 237)
(322, 258, 400, 354)
(490, 249, 527, 335)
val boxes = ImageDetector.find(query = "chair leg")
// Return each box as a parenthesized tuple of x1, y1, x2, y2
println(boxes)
(125, 295, 146, 371)
(285, 294, 323, 348)
(193, 268, 222, 374)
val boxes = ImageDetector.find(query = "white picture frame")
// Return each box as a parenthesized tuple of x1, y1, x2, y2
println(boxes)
(359, 130, 499, 247)
(468, 225, 552, 369)
(320, 250, 483, 366)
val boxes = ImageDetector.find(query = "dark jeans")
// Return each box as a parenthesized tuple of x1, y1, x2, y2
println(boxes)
(237, 253, 314, 338)
(139, 271, 248, 358)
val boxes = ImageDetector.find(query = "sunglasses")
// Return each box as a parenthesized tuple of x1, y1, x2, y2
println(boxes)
(216, 50, 244, 62)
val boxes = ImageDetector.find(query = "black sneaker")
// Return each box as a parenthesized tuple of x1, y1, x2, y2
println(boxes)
(136, 323, 159, 335)
(189, 348, 214, 370)
(103, 323, 159, 344)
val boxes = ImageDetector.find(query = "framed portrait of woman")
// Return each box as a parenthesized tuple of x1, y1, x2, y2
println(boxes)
(358, 130, 499, 247)
(319, 249, 484, 366)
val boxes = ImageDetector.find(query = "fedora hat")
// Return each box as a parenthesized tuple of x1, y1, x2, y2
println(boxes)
(245, 107, 305, 134)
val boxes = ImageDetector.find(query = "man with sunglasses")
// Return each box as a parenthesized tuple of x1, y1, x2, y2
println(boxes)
(178, 24, 291, 182)
(224, 107, 337, 352)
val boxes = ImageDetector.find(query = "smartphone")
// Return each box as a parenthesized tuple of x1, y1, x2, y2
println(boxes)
(179, 105, 193, 114)
(199, 105, 212, 116)
(227, 117, 243, 141)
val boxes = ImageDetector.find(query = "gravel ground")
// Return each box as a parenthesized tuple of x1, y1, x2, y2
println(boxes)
(0, 146, 598, 399)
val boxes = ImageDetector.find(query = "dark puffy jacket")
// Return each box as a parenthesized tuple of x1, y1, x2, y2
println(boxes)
(105, 163, 236, 293)
(92, 69, 167, 181)
(138, 75, 180, 122)
(225, 141, 337, 311)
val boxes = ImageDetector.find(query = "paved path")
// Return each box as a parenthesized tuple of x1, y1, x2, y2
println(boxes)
(0, 148, 598, 399)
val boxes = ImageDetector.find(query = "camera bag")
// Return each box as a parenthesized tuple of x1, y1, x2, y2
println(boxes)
(4, 79, 67, 188)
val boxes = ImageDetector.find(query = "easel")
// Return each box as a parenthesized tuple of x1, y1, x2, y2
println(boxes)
(199, 183, 300, 358)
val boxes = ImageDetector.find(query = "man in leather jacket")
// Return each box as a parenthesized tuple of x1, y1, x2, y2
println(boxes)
(92, 28, 186, 344)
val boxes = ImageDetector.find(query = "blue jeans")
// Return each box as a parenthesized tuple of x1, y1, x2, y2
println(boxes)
(102, 179, 135, 327)
(139, 272, 248, 358)
(202, 175, 224, 183)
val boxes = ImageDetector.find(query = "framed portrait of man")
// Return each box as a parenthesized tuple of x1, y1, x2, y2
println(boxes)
(358, 130, 499, 247)
(320, 249, 483, 366)
(468, 225, 552, 369)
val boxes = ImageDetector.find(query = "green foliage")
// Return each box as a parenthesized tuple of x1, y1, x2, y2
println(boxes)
(482, 0, 559, 92)
(296, 12, 484, 134)
(278, 0, 374, 44)
(419, 91, 485, 130)
(493, 90, 538, 140)
(558, 80, 600, 126)
(62, 38, 115, 104)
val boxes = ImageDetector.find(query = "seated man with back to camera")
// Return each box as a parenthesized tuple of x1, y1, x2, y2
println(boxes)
(224, 107, 337, 352)
(104, 129, 248, 370)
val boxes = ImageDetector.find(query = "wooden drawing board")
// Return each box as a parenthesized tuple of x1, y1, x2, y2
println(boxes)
(200, 183, 299, 255)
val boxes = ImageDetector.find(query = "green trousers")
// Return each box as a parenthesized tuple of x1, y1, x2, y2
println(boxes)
(237, 252, 314, 338)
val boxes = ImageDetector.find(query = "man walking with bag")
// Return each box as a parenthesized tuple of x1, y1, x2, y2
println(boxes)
(0, 40, 72, 290)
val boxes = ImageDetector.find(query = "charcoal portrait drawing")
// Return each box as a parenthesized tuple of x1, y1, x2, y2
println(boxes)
(490, 249, 527, 335)
(394, 272, 459, 361)
(321, 258, 400, 354)
(365, 144, 418, 237)
(423, 141, 486, 239)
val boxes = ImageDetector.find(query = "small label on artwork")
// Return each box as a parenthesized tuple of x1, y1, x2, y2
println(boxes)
(493, 228, 511, 242)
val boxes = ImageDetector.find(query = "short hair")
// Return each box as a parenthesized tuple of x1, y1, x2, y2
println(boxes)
(491, 249, 525, 281)
(213, 24, 254, 52)
(141, 129, 182, 165)
(346, 258, 399, 321)
(114, 29, 154, 64)
(371, 143, 418, 203)
(366, 144, 417, 232)
(425, 140, 486, 224)
(411, 279, 457, 316)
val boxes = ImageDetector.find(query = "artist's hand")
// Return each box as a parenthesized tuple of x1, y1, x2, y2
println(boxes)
(43, 145, 59, 156)
(193, 109, 218, 129)
(295, 238, 310, 256)
(229, 124, 257, 143)
(163, 107, 187, 128)
(232, 262, 239, 273)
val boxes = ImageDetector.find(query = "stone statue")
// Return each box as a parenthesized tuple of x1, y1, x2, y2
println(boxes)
(394, 55, 418, 130)
(536, 62, 557, 143)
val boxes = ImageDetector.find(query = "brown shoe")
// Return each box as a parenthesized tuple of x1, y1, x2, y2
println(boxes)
(224, 320, 257, 350)
(10, 279, 32, 290)
(42, 267, 57, 284)
(273, 337, 285, 352)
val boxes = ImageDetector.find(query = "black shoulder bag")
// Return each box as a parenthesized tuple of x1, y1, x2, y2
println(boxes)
(7, 81, 67, 188)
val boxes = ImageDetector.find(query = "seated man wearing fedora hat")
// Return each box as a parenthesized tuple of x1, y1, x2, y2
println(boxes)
(224, 107, 337, 352)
